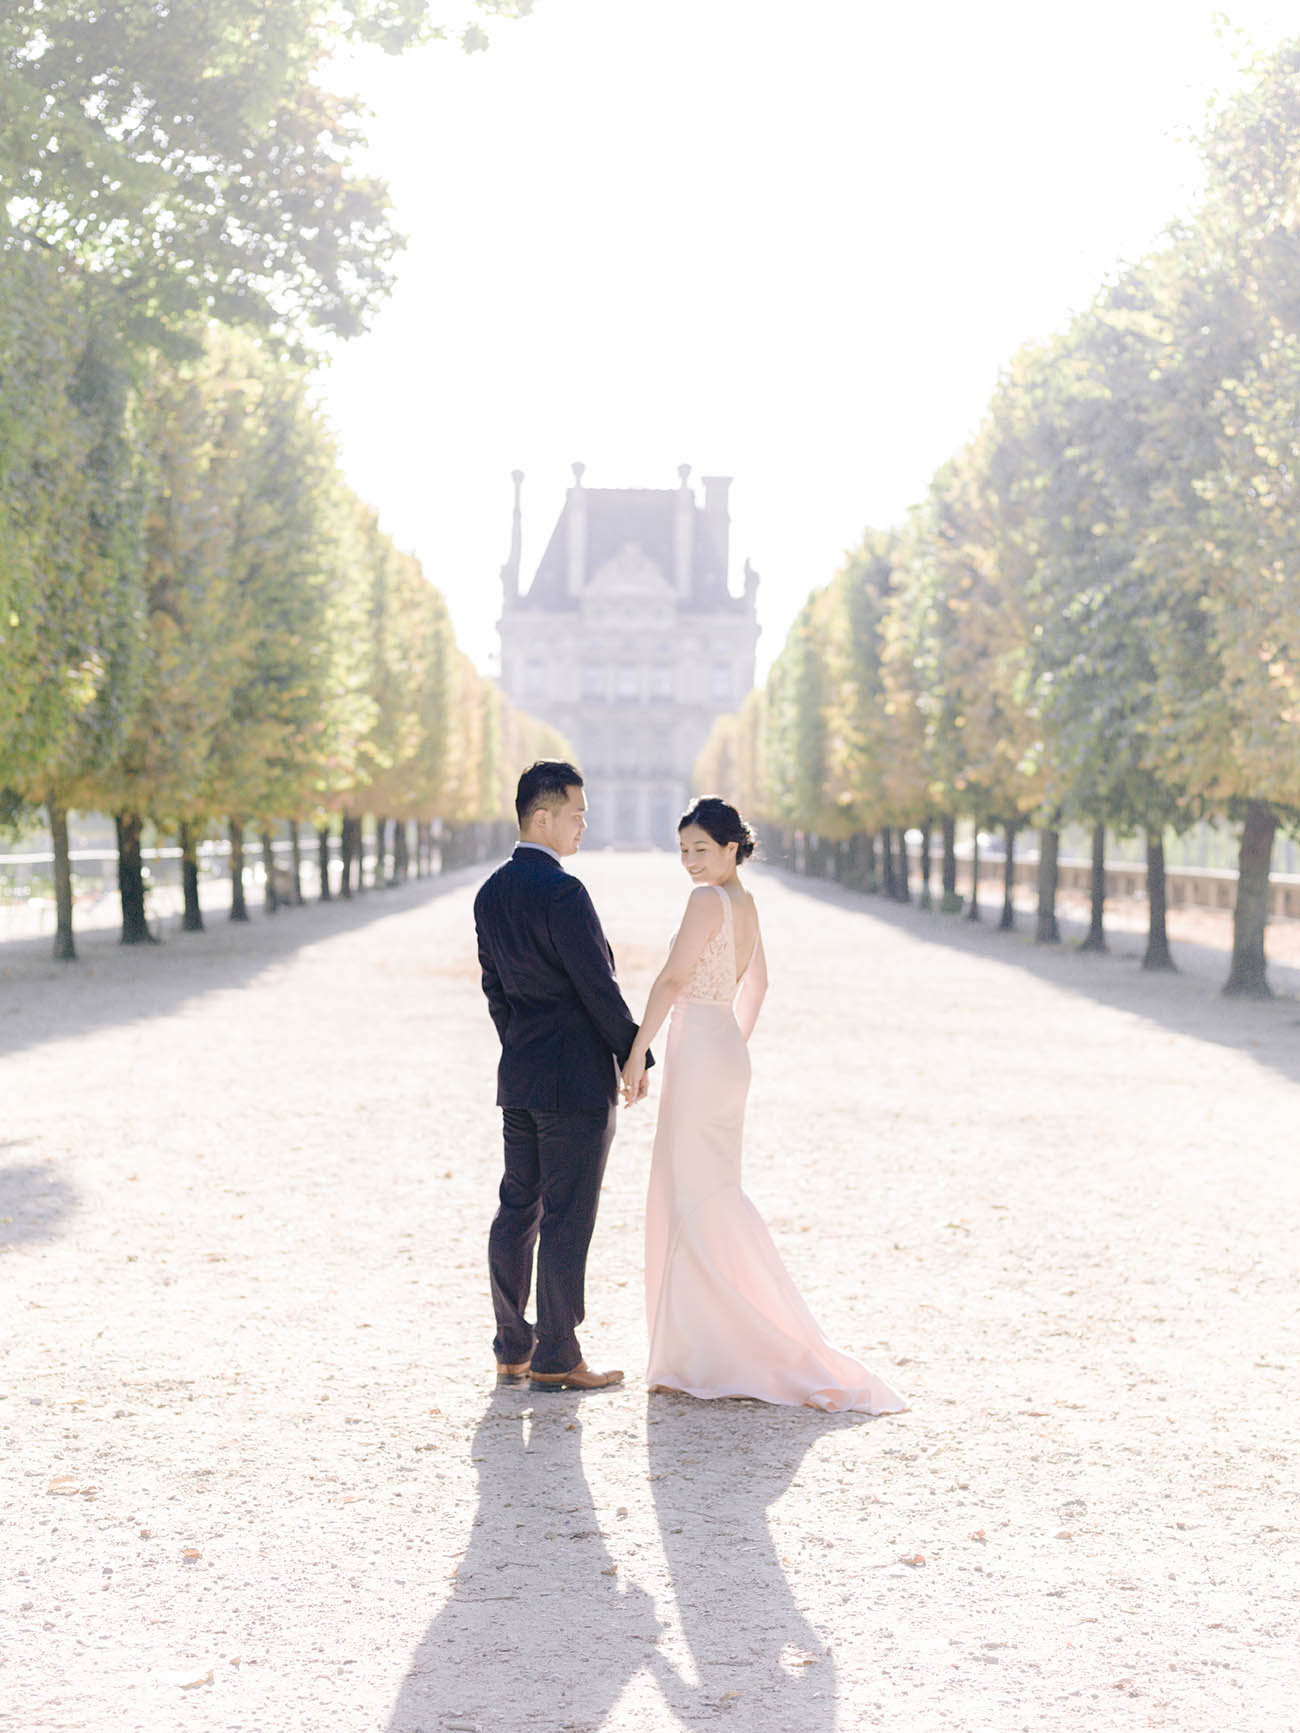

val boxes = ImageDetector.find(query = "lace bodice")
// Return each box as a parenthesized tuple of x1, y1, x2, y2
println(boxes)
(681, 885, 741, 1003)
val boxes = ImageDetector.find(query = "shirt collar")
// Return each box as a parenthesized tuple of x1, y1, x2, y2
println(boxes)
(516, 840, 563, 865)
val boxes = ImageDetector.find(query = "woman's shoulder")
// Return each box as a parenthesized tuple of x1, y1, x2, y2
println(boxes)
(684, 884, 725, 920)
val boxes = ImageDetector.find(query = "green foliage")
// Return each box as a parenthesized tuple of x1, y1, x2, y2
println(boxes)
(0, 1, 535, 346)
(0, 252, 147, 808)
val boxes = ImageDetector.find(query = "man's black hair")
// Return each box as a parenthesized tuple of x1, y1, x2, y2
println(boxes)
(515, 760, 584, 827)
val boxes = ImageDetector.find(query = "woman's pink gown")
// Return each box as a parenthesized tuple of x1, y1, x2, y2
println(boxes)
(644, 886, 907, 1414)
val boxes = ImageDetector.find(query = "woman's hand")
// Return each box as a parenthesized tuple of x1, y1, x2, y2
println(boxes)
(621, 1050, 649, 1106)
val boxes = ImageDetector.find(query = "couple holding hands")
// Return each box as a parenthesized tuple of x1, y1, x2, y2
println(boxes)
(473, 760, 905, 1415)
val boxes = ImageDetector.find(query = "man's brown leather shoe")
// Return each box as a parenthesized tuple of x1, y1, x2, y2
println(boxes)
(529, 1360, 624, 1392)
(495, 1359, 532, 1384)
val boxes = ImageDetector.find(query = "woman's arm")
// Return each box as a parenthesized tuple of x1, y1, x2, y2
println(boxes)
(621, 889, 721, 1103)
(735, 926, 767, 1042)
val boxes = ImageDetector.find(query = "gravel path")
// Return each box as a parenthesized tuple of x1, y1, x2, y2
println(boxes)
(2, 855, 1298, 1733)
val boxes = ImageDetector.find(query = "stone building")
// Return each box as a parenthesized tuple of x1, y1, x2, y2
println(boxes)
(496, 464, 760, 847)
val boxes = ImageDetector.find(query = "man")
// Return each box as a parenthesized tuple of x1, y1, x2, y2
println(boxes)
(473, 761, 651, 1392)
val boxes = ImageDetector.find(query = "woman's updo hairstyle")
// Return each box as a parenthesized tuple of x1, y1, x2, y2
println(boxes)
(678, 796, 757, 863)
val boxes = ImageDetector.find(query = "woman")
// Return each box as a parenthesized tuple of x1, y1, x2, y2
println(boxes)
(621, 798, 906, 1414)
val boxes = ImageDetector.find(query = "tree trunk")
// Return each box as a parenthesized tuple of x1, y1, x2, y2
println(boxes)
(940, 814, 961, 912)
(1079, 820, 1107, 952)
(317, 824, 333, 901)
(355, 816, 368, 893)
(394, 820, 410, 883)
(339, 816, 354, 898)
(860, 832, 876, 892)
(1000, 820, 1018, 930)
(1142, 830, 1175, 972)
(918, 820, 932, 909)
(47, 799, 76, 962)
(179, 820, 204, 932)
(1224, 799, 1277, 998)
(894, 826, 910, 902)
(261, 830, 279, 912)
(966, 825, 982, 921)
(116, 811, 155, 944)
(1035, 826, 1061, 944)
(374, 816, 388, 886)
(288, 819, 304, 904)
(879, 826, 896, 898)
(229, 818, 249, 921)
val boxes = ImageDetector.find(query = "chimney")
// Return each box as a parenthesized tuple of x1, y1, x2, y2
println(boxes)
(500, 468, 523, 604)
(701, 475, 731, 586)
(674, 463, 694, 599)
(566, 461, 587, 598)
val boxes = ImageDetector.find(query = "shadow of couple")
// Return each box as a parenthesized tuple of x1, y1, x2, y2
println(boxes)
(383, 1386, 870, 1733)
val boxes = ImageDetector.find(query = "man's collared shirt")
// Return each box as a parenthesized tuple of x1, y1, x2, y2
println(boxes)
(516, 840, 563, 865)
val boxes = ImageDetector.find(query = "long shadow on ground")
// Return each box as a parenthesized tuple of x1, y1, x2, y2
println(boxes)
(0, 1158, 77, 1248)
(645, 1395, 868, 1731)
(764, 866, 1300, 1090)
(0, 866, 487, 1062)
(385, 1387, 660, 1733)
(384, 1390, 865, 1733)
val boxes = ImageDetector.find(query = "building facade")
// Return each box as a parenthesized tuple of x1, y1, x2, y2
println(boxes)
(497, 464, 760, 847)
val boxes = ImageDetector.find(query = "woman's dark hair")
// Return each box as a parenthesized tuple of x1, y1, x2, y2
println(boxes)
(516, 760, 583, 826)
(678, 796, 756, 863)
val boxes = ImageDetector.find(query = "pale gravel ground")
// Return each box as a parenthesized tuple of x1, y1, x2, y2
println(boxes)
(2, 854, 1299, 1733)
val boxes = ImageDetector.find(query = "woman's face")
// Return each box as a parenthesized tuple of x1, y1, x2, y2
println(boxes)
(678, 823, 737, 885)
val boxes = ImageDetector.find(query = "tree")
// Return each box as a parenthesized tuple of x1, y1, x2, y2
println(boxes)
(825, 530, 922, 893)
(0, 259, 146, 958)
(187, 330, 350, 916)
(1, 0, 533, 345)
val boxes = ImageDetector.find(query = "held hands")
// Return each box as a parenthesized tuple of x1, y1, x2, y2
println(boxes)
(621, 1050, 650, 1107)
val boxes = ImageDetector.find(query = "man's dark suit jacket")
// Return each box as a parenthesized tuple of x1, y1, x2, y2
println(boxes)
(473, 847, 652, 1112)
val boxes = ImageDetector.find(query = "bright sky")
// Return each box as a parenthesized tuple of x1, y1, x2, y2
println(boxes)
(318, 0, 1297, 678)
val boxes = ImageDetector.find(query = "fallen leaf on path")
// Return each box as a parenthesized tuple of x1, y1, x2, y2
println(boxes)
(968, 1530, 987, 1542)
(181, 1548, 202, 1561)
(179, 1670, 213, 1690)
(47, 1477, 80, 1495)
(899, 1553, 926, 1567)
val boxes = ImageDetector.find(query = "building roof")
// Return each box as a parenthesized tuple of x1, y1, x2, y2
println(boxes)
(517, 487, 740, 613)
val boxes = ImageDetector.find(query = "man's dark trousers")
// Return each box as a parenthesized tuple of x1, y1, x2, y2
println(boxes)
(489, 1104, 617, 1373)
(473, 846, 651, 1377)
